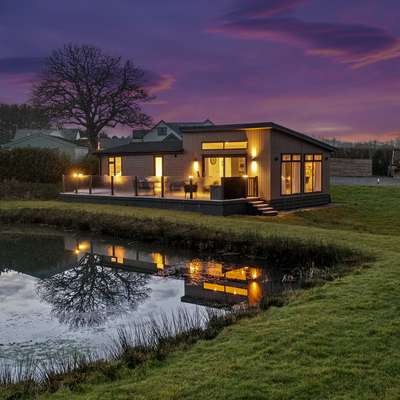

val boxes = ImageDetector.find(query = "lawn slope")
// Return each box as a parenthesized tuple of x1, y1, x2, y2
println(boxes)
(1, 185, 400, 400)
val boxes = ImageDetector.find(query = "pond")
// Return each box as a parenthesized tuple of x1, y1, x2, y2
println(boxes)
(0, 227, 314, 365)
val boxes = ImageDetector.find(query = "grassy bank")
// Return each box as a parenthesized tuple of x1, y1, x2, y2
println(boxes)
(1, 185, 400, 399)
(0, 200, 360, 269)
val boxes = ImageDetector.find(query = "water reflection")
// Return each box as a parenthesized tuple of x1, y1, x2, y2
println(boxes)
(0, 232, 299, 332)
(36, 253, 150, 328)
(62, 237, 287, 312)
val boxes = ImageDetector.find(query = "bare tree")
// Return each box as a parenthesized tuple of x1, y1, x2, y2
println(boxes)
(32, 44, 153, 151)
(0, 103, 50, 144)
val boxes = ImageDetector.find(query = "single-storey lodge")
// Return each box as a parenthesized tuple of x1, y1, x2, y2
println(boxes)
(71, 122, 335, 215)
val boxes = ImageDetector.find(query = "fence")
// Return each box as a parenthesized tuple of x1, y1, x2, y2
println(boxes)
(62, 175, 258, 200)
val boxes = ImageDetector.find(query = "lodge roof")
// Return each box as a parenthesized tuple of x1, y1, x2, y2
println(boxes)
(181, 122, 336, 152)
(96, 140, 183, 155)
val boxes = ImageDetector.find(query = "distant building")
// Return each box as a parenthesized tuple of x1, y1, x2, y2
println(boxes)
(2, 129, 89, 161)
(2, 128, 132, 161)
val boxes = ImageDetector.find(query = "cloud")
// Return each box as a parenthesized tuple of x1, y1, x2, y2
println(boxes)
(143, 71, 176, 95)
(225, 0, 309, 18)
(212, 1, 400, 68)
(332, 130, 400, 142)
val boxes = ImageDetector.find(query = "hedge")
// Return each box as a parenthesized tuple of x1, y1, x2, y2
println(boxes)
(0, 148, 71, 184)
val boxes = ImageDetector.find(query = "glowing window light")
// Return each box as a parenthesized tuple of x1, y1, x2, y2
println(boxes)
(152, 252, 165, 270)
(193, 160, 199, 174)
(155, 156, 163, 177)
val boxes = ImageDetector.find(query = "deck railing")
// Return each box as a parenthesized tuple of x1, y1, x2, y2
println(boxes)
(62, 175, 258, 200)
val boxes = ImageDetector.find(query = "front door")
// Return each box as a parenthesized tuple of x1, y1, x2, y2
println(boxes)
(154, 156, 163, 177)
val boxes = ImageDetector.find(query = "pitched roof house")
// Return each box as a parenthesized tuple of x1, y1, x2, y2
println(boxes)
(132, 119, 213, 143)
(2, 131, 89, 161)
(2, 128, 135, 161)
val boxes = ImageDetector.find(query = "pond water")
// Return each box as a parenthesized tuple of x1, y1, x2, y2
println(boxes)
(0, 227, 308, 364)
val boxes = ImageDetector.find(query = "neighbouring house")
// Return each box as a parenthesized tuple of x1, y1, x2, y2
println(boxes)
(2, 128, 132, 161)
(61, 122, 334, 216)
(13, 128, 85, 142)
(132, 119, 214, 142)
(2, 129, 89, 162)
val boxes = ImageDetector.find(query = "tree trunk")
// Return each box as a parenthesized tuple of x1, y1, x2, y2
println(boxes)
(87, 131, 99, 153)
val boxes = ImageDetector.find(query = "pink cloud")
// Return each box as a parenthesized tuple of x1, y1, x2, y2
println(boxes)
(225, 0, 309, 18)
(213, 1, 400, 68)
(147, 73, 176, 94)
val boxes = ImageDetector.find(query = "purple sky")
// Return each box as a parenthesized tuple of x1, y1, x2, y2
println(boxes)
(1, 0, 400, 140)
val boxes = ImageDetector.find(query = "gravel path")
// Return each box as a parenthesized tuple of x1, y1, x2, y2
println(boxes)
(331, 176, 400, 186)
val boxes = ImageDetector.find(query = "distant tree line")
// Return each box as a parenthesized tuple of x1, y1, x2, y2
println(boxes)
(0, 103, 50, 144)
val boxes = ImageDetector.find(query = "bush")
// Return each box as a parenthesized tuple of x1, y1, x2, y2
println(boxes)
(0, 148, 71, 184)
(0, 180, 59, 200)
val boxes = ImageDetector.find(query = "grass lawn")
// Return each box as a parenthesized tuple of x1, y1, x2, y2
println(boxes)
(1, 185, 400, 400)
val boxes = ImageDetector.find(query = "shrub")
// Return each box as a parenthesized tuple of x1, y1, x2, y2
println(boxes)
(0, 180, 59, 200)
(0, 148, 71, 184)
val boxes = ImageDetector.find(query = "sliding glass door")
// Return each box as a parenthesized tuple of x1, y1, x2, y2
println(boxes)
(203, 156, 246, 178)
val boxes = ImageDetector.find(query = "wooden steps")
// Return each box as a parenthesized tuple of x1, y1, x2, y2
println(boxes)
(247, 198, 278, 216)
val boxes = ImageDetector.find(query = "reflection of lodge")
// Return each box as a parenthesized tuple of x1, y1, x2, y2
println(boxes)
(64, 237, 168, 274)
(181, 260, 283, 308)
(64, 237, 286, 309)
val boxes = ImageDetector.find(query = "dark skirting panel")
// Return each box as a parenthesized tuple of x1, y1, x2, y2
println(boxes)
(270, 193, 331, 210)
(59, 194, 249, 216)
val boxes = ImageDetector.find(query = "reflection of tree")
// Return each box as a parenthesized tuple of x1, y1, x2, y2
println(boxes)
(37, 253, 150, 328)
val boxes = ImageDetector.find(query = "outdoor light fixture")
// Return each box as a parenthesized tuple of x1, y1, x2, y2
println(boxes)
(242, 175, 249, 178)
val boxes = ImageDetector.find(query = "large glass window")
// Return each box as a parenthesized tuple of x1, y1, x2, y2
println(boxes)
(281, 154, 301, 195)
(204, 156, 246, 178)
(108, 156, 122, 176)
(224, 141, 248, 150)
(304, 154, 322, 193)
(202, 141, 247, 150)
(202, 142, 224, 150)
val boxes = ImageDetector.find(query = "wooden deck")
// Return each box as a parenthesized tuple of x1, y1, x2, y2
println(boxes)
(59, 192, 253, 216)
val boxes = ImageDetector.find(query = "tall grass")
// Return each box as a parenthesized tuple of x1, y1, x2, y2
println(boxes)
(0, 307, 255, 395)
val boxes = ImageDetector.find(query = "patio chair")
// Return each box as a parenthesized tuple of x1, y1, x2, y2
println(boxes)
(169, 180, 185, 193)
(184, 183, 198, 199)
(138, 179, 156, 195)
